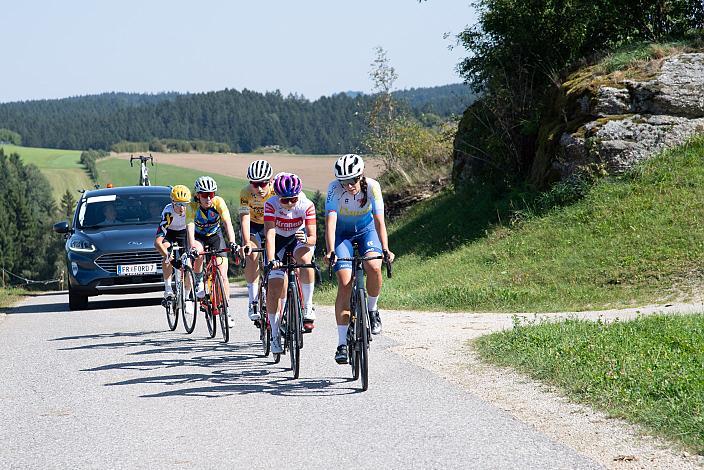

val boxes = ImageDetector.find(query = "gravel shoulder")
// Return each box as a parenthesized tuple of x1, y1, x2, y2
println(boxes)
(382, 302, 704, 470)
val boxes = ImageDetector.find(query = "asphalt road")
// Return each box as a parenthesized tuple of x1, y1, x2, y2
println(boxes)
(0, 288, 600, 469)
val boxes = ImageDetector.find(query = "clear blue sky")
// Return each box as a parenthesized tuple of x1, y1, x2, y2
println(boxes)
(1, 1, 476, 103)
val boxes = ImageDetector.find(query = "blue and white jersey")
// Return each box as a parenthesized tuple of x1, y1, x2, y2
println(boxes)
(325, 178, 384, 234)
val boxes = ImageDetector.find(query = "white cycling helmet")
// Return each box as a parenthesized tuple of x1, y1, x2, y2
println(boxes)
(334, 153, 365, 180)
(247, 160, 273, 182)
(194, 175, 217, 193)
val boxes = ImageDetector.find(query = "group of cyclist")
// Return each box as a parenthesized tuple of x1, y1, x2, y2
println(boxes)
(154, 154, 395, 364)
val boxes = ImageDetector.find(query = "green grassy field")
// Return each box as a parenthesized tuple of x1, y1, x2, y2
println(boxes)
(316, 136, 704, 312)
(475, 314, 704, 453)
(0, 144, 93, 201)
(96, 157, 250, 207)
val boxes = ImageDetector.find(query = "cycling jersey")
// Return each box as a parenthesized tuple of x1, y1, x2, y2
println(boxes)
(263, 193, 316, 237)
(239, 185, 275, 225)
(186, 196, 231, 237)
(156, 203, 186, 239)
(325, 178, 384, 234)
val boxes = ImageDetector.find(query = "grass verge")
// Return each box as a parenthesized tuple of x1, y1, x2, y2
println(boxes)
(0, 287, 28, 310)
(315, 136, 704, 311)
(474, 314, 704, 454)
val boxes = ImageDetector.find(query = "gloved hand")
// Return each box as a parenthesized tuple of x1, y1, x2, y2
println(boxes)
(229, 242, 238, 253)
(295, 230, 307, 243)
(268, 259, 282, 270)
(189, 247, 199, 259)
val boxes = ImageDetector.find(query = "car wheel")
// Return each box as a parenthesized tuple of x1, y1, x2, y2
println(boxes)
(68, 287, 88, 310)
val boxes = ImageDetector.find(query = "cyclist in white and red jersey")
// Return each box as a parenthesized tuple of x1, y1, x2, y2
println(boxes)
(324, 153, 395, 364)
(264, 173, 317, 355)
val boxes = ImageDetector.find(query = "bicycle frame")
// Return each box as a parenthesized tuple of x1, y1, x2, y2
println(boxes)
(196, 247, 233, 342)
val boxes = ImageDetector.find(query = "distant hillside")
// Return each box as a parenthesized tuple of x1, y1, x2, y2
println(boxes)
(0, 84, 471, 154)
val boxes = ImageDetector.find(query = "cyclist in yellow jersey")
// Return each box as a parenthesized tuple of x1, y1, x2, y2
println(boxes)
(239, 160, 275, 321)
(186, 175, 239, 326)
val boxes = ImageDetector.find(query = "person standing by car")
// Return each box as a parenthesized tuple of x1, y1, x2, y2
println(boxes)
(154, 185, 191, 301)
(324, 154, 395, 364)
(264, 173, 317, 354)
(239, 160, 275, 322)
(186, 176, 239, 325)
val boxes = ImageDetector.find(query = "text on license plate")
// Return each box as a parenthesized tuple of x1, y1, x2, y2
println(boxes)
(117, 264, 157, 275)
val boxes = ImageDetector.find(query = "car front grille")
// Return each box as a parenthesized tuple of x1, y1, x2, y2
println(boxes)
(95, 251, 163, 273)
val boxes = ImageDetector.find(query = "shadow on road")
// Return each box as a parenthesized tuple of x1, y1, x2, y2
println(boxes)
(51, 329, 362, 397)
(5, 296, 161, 315)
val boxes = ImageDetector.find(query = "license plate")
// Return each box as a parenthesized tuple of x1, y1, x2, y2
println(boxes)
(117, 264, 157, 275)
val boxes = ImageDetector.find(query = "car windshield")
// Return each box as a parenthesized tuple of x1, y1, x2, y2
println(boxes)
(77, 193, 170, 228)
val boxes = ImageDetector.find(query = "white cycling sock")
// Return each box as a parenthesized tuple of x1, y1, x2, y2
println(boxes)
(338, 325, 348, 346)
(301, 282, 314, 309)
(247, 283, 255, 303)
(367, 295, 379, 312)
(164, 275, 173, 292)
(269, 313, 281, 338)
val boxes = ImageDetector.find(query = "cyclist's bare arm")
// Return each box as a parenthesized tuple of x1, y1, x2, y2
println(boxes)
(324, 211, 337, 264)
(264, 220, 276, 263)
(373, 212, 394, 262)
(240, 212, 251, 246)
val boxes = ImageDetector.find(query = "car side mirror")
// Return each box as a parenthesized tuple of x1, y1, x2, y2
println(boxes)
(53, 221, 71, 234)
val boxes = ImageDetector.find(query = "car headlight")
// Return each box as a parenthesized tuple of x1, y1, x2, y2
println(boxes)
(68, 238, 96, 253)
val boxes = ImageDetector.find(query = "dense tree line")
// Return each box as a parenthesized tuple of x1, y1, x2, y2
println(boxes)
(0, 149, 63, 286)
(80, 149, 109, 181)
(0, 85, 473, 154)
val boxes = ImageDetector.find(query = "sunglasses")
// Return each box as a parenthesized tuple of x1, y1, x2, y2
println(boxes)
(250, 181, 269, 189)
(173, 202, 187, 208)
(280, 196, 299, 205)
(339, 176, 361, 186)
(198, 192, 215, 199)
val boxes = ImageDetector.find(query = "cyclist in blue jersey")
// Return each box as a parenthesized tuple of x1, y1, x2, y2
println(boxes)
(323, 154, 395, 364)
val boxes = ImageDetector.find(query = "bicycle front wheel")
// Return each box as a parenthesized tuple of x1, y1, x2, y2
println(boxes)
(258, 279, 270, 356)
(182, 267, 198, 334)
(287, 283, 301, 379)
(214, 269, 229, 343)
(358, 289, 370, 391)
(204, 274, 217, 339)
(165, 281, 179, 331)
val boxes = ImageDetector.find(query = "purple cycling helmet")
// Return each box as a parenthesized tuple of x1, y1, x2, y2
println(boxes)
(273, 173, 302, 198)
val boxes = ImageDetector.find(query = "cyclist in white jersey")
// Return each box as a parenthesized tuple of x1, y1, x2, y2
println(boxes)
(264, 173, 317, 354)
(324, 154, 395, 364)
(155, 185, 191, 300)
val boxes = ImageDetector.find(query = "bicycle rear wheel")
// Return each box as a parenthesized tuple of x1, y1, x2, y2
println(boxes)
(214, 269, 229, 343)
(287, 282, 301, 379)
(182, 267, 198, 334)
(358, 289, 370, 391)
(165, 280, 178, 331)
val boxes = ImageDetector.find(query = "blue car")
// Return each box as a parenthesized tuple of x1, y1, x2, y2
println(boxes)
(53, 185, 172, 310)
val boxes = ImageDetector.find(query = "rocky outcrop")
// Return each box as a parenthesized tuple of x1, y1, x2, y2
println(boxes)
(540, 53, 704, 183)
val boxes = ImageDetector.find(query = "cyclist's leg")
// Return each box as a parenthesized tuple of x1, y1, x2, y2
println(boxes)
(333, 238, 354, 363)
(266, 237, 289, 354)
(244, 229, 263, 319)
(157, 238, 174, 297)
(191, 237, 206, 298)
(293, 242, 315, 322)
(359, 229, 384, 334)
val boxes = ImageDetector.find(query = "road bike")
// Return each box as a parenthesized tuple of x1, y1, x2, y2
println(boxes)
(130, 154, 154, 186)
(162, 242, 195, 331)
(195, 247, 237, 343)
(265, 249, 319, 379)
(330, 243, 392, 391)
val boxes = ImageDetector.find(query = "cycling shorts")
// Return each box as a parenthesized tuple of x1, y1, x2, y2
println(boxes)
(195, 230, 227, 253)
(248, 222, 266, 246)
(164, 229, 187, 248)
(268, 233, 313, 280)
(333, 228, 382, 272)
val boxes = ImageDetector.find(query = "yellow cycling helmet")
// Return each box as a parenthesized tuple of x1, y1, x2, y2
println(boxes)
(170, 185, 192, 203)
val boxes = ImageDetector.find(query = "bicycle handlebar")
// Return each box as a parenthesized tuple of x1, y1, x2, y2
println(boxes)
(327, 253, 393, 280)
